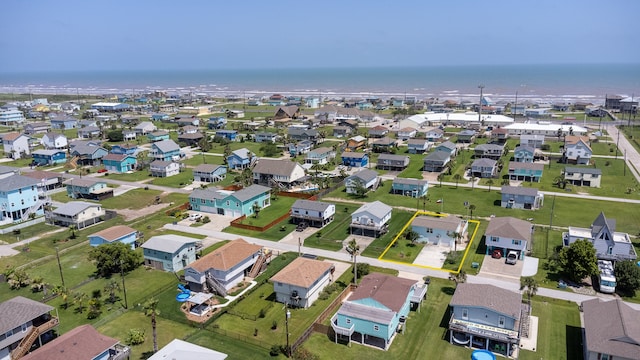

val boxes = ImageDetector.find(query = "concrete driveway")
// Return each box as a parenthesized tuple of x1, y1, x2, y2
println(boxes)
(478, 254, 524, 282)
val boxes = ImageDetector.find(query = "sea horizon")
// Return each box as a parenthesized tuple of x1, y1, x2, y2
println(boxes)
(1, 63, 638, 104)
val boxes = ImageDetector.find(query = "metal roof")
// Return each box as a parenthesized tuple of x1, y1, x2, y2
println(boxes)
(141, 234, 200, 253)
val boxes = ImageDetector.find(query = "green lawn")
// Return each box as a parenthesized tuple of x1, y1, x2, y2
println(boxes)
(103, 171, 152, 182)
(0, 220, 60, 244)
(620, 125, 640, 154)
(304, 204, 361, 251)
(360, 210, 414, 258)
(99, 188, 164, 209)
(223, 218, 297, 241)
(397, 153, 426, 179)
(148, 170, 194, 188)
(182, 153, 225, 167)
(237, 196, 298, 227)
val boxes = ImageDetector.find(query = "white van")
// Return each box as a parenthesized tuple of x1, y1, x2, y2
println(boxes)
(189, 213, 202, 221)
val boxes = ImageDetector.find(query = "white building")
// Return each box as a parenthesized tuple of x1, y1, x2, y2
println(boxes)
(270, 257, 334, 309)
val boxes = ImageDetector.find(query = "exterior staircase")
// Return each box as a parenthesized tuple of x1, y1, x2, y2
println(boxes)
(20, 197, 50, 222)
(205, 273, 227, 297)
(248, 250, 272, 278)
(66, 156, 79, 169)
(11, 317, 59, 360)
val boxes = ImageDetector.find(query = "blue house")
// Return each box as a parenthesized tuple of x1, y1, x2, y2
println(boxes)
(215, 130, 238, 141)
(150, 139, 181, 161)
(64, 178, 113, 200)
(189, 184, 271, 218)
(411, 215, 468, 247)
(147, 130, 170, 142)
(391, 178, 428, 198)
(32, 149, 67, 166)
(501, 186, 544, 210)
(508, 162, 544, 182)
(288, 140, 312, 157)
(102, 153, 137, 173)
(193, 164, 227, 182)
(70, 145, 108, 166)
(513, 145, 535, 163)
(255, 132, 278, 143)
(89, 225, 138, 249)
(151, 113, 170, 121)
(110, 143, 138, 156)
(331, 273, 426, 350)
(50, 115, 78, 129)
(435, 141, 457, 157)
(0, 175, 44, 222)
(208, 116, 227, 129)
(341, 152, 368, 168)
(141, 234, 201, 272)
(226, 148, 255, 170)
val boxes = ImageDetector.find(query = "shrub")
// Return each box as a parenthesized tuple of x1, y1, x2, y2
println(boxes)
(202, 216, 211, 224)
(259, 308, 266, 318)
(445, 251, 461, 265)
(271, 320, 278, 330)
(270, 345, 280, 356)
(125, 329, 146, 345)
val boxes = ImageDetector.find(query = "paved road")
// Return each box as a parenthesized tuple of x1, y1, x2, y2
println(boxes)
(606, 124, 640, 183)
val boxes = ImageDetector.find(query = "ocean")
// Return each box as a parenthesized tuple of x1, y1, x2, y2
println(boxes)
(0, 64, 638, 104)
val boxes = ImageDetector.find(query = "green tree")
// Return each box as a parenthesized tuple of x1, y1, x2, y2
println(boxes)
(404, 229, 419, 245)
(452, 231, 463, 252)
(346, 239, 360, 284)
(452, 174, 462, 188)
(107, 130, 124, 142)
(448, 270, 467, 287)
(73, 291, 88, 313)
(143, 298, 161, 353)
(470, 175, 476, 191)
(468, 204, 476, 219)
(104, 280, 121, 304)
(559, 239, 599, 283)
(198, 137, 211, 152)
(520, 276, 538, 306)
(260, 142, 280, 157)
(7, 269, 31, 289)
(88, 242, 143, 278)
(53, 285, 70, 308)
(501, 178, 510, 186)
(614, 260, 640, 296)
(351, 179, 368, 198)
(437, 173, 444, 187)
(486, 178, 495, 192)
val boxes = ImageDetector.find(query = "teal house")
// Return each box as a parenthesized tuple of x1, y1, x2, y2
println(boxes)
(391, 178, 428, 198)
(508, 162, 544, 182)
(189, 184, 271, 218)
(102, 153, 137, 173)
(147, 130, 170, 142)
(513, 145, 535, 163)
(32, 149, 66, 166)
(141, 234, 200, 272)
(331, 273, 426, 350)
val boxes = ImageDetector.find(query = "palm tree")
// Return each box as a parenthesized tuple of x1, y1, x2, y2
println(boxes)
(470, 175, 476, 191)
(452, 174, 462, 189)
(448, 270, 467, 288)
(73, 292, 88, 313)
(486, 178, 494, 192)
(520, 276, 539, 306)
(437, 173, 444, 187)
(143, 298, 161, 353)
(346, 239, 360, 284)
(53, 285, 70, 308)
(452, 231, 462, 252)
(501, 178, 510, 186)
(468, 204, 476, 220)
(104, 280, 121, 304)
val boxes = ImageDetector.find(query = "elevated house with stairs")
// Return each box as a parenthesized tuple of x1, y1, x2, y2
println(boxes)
(0, 175, 47, 223)
(252, 159, 306, 189)
(184, 239, 266, 296)
(63, 178, 113, 200)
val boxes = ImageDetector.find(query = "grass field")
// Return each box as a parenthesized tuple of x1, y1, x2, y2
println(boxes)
(304, 204, 361, 251)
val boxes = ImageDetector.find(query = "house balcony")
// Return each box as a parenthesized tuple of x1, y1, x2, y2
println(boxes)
(350, 221, 386, 231)
(330, 314, 355, 337)
(410, 284, 428, 303)
(449, 317, 519, 344)
(109, 344, 131, 360)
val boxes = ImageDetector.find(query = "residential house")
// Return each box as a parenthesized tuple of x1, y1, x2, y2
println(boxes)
(377, 154, 409, 171)
(50, 201, 105, 229)
(0, 165, 19, 179)
(23, 122, 50, 135)
(64, 178, 113, 200)
(150, 160, 180, 177)
(457, 130, 476, 143)
(78, 120, 97, 128)
(193, 164, 227, 182)
(50, 115, 78, 129)
(207, 116, 227, 130)
(368, 125, 389, 138)
(0, 296, 58, 360)
(346, 135, 367, 151)
(581, 298, 640, 360)
(189, 184, 271, 218)
(288, 140, 313, 157)
(215, 130, 238, 141)
(435, 141, 458, 157)
(184, 239, 264, 295)
(407, 138, 431, 154)
(31, 149, 67, 166)
(425, 128, 445, 142)
(77, 125, 101, 139)
(176, 117, 200, 127)
(346, 169, 380, 194)
(520, 134, 545, 148)
(397, 127, 418, 140)
(2, 133, 31, 159)
(341, 152, 368, 168)
(448, 283, 522, 358)
(0, 175, 44, 223)
(290, 199, 335, 228)
(150, 139, 181, 161)
(148, 339, 227, 360)
(102, 153, 137, 173)
(372, 137, 397, 153)
(331, 273, 425, 350)
(110, 143, 138, 156)
(423, 151, 451, 172)
(151, 113, 170, 122)
(332, 126, 351, 138)
(484, 217, 532, 261)
(124, 129, 137, 141)
(306, 147, 336, 165)
(147, 130, 170, 142)
(142, 235, 201, 272)
(508, 162, 544, 182)
(0, 107, 25, 126)
(563, 167, 601, 188)
(391, 178, 428, 198)
(89, 225, 138, 249)
(563, 135, 592, 165)
(513, 145, 535, 163)
(255, 132, 278, 143)
(271, 258, 334, 309)
(474, 143, 504, 160)
(350, 200, 392, 237)
(411, 215, 468, 247)
(470, 158, 498, 178)
(70, 144, 108, 166)
(288, 128, 319, 144)
(490, 127, 509, 143)
(252, 159, 306, 187)
(500, 186, 544, 210)
(563, 212, 637, 261)
(22, 170, 63, 191)
(226, 110, 245, 119)
(339, 119, 359, 129)
(274, 105, 299, 119)
(226, 148, 255, 170)
(178, 131, 204, 146)
(41, 132, 68, 150)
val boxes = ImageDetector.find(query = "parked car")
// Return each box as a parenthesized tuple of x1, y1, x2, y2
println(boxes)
(506, 251, 518, 265)
(296, 222, 308, 232)
(189, 213, 202, 221)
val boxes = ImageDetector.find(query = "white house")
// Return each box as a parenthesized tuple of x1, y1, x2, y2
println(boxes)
(563, 136, 592, 165)
(252, 159, 306, 187)
(290, 199, 336, 228)
(270, 257, 335, 309)
(2, 133, 31, 159)
(345, 169, 380, 194)
(134, 121, 157, 135)
(50, 201, 105, 229)
(41, 132, 68, 150)
(350, 200, 392, 237)
(484, 217, 532, 262)
(150, 160, 180, 177)
(563, 212, 637, 262)
(397, 127, 418, 140)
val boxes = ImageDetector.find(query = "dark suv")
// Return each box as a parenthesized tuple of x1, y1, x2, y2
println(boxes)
(295, 222, 308, 232)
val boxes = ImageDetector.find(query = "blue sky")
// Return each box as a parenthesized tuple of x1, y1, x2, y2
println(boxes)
(1, 0, 639, 72)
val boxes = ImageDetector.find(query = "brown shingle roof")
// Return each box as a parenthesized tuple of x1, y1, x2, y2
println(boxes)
(450, 283, 522, 320)
(485, 217, 532, 242)
(2, 132, 23, 141)
(189, 239, 262, 272)
(270, 258, 334, 288)
(89, 225, 137, 241)
(349, 273, 416, 312)
(21, 325, 119, 360)
(582, 298, 640, 359)
(23, 170, 62, 181)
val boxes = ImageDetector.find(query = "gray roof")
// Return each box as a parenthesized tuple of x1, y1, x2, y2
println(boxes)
(193, 164, 225, 173)
(450, 283, 522, 320)
(424, 151, 451, 162)
(141, 234, 200, 253)
(412, 215, 463, 232)
(514, 144, 535, 153)
(43, 132, 65, 140)
(582, 298, 640, 359)
(72, 144, 106, 156)
(253, 159, 301, 177)
(231, 148, 253, 159)
(63, 177, 104, 187)
(509, 162, 544, 171)
(349, 169, 379, 183)
(231, 184, 271, 202)
(33, 149, 64, 156)
(471, 158, 497, 167)
(0, 296, 54, 334)
(459, 130, 476, 136)
(565, 167, 602, 175)
(377, 153, 408, 162)
(53, 201, 99, 216)
(501, 186, 539, 197)
(153, 139, 180, 153)
(592, 212, 616, 234)
(150, 160, 173, 167)
(189, 188, 228, 201)
(0, 165, 19, 175)
(78, 125, 100, 132)
(437, 141, 456, 151)
(292, 199, 333, 212)
(341, 152, 367, 159)
(0, 174, 41, 192)
(287, 128, 318, 137)
(135, 121, 155, 129)
(353, 200, 392, 220)
(475, 143, 504, 151)
(407, 138, 429, 145)
(392, 177, 428, 186)
(485, 216, 532, 242)
(373, 136, 395, 145)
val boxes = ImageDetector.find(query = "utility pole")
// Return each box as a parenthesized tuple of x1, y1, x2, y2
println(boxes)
(120, 259, 128, 309)
(285, 304, 291, 357)
(55, 247, 65, 287)
(547, 195, 556, 258)
(478, 85, 485, 126)
(298, 237, 301, 257)
(615, 129, 620, 160)
(513, 90, 518, 122)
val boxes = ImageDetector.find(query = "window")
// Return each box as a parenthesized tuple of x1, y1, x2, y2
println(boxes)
(499, 316, 505, 327)
(608, 246, 613, 255)
(373, 325, 379, 331)
(491, 236, 499, 242)
(201, 199, 205, 204)
(236, 202, 239, 207)
(345, 318, 351, 324)
(462, 308, 468, 320)
(21, 199, 24, 205)
(226, 200, 230, 206)
(21, 324, 27, 332)
(426, 228, 433, 234)
(601, 354, 610, 360)
(512, 240, 521, 246)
